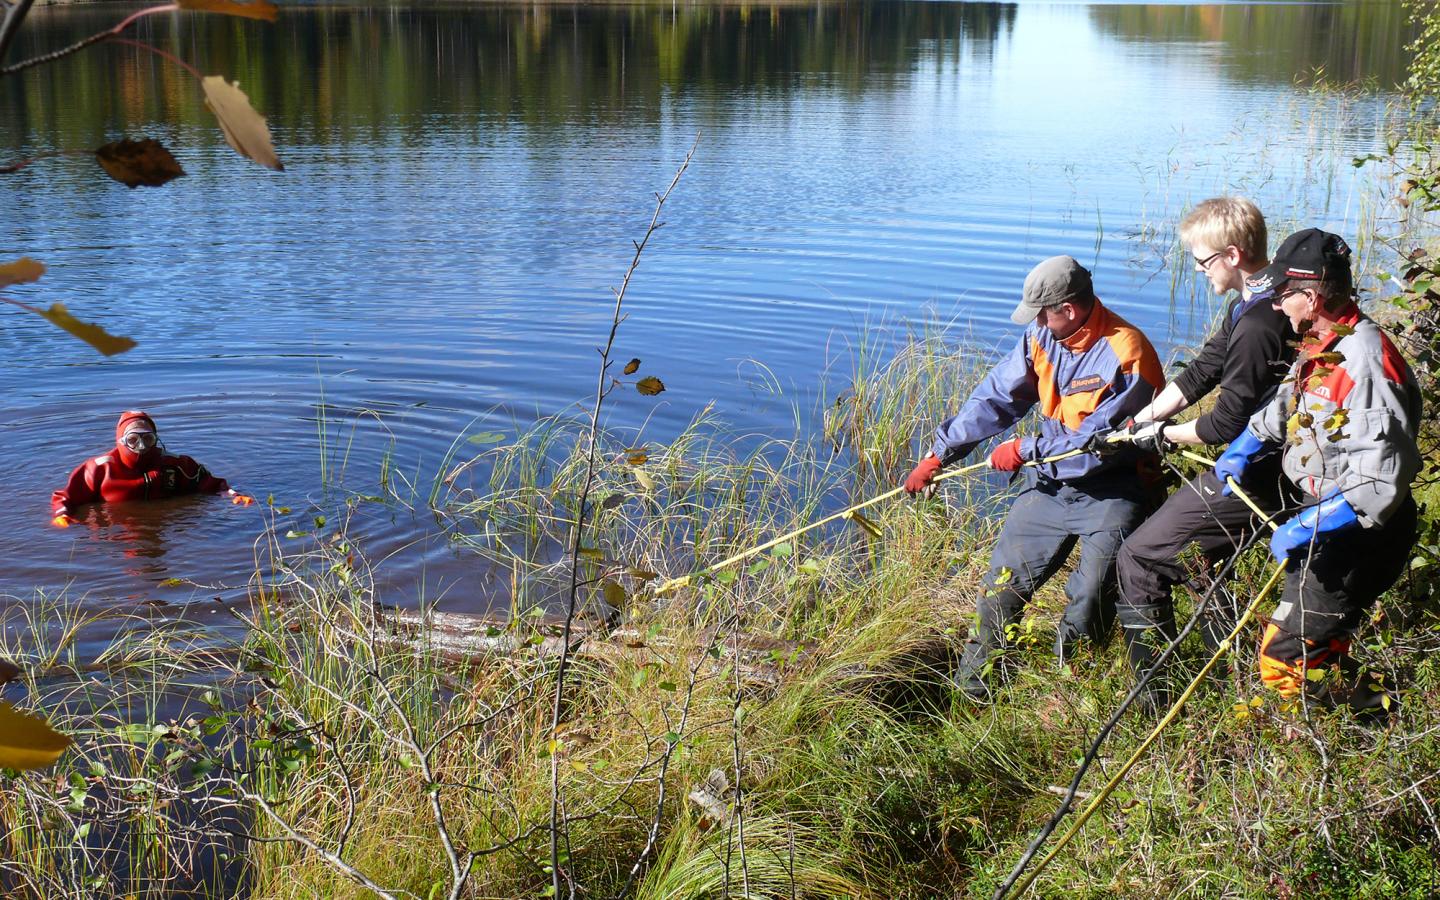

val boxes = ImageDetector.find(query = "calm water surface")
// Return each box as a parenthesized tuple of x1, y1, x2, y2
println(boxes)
(0, 1, 1411, 637)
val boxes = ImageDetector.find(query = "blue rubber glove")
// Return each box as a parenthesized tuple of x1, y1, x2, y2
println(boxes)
(1213, 429, 1273, 497)
(1269, 491, 1360, 564)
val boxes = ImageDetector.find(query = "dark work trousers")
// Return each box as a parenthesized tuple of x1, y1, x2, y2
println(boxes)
(1259, 495, 1418, 699)
(955, 470, 1149, 695)
(1113, 457, 1286, 685)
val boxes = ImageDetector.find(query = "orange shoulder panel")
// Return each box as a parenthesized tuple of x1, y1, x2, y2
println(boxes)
(1101, 312, 1164, 389)
(1031, 336, 1060, 420)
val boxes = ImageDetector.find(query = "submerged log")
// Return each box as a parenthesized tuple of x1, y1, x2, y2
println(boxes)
(373, 606, 803, 687)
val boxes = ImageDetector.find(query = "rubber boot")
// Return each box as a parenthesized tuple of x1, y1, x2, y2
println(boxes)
(1309, 656, 1398, 726)
(1116, 601, 1178, 716)
(951, 587, 1025, 703)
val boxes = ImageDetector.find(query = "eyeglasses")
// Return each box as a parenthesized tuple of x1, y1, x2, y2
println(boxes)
(1193, 250, 1225, 270)
(122, 431, 157, 451)
(1274, 287, 1312, 304)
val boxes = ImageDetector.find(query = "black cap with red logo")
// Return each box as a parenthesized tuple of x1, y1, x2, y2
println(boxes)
(1244, 227, 1352, 301)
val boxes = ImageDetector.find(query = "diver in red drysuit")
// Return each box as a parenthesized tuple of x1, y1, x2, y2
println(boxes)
(51, 410, 254, 527)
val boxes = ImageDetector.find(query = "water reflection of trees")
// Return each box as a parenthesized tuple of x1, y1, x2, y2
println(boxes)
(2, 3, 1016, 147)
(1090, 2, 1411, 88)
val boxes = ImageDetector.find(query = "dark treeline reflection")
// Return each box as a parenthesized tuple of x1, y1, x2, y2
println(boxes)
(3, 3, 1018, 148)
(1091, 2, 1412, 88)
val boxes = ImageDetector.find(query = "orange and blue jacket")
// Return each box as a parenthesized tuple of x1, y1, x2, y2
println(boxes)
(929, 299, 1164, 482)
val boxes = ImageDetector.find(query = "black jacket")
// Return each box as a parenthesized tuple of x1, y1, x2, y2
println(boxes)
(1171, 294, 1295, 445)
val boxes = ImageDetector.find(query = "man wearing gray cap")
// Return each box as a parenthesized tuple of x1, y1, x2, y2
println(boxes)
(904, 255, 1164, 700)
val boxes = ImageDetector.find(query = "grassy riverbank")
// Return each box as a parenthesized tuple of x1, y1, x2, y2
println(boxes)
(7, 5, 1440, 895)
(4, 310, 1440, 898)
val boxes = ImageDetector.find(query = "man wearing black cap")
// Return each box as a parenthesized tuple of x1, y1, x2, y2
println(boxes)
(904, 255, 1164, 700)
(1216, 229, 1420, 711)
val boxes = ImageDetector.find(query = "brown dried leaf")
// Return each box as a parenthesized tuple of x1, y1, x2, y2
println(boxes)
(35, 303, 137, 356)
(95, 139, 186, 188)
(623, 358, 641, 375)
(177, 0, 278, 21)
(201, 76, 284, 171)
(0, 659, 19, 685)
(0, 257, 44, 289)
(636, 376, 665, 396)
(626, 450, 648, 465)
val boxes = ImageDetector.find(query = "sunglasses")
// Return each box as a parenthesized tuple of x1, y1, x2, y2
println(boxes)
(122, 431, 157, 451)
(1193, 250, 1225, 269)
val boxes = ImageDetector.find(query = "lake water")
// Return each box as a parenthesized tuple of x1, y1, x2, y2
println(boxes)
(0, 1, 1412, 637)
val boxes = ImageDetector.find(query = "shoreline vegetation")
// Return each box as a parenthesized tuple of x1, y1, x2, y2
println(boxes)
(6, 5, 1440, 900)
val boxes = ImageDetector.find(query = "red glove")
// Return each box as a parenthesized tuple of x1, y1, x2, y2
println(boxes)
(228, 490, 255, 507)
(51, 513, 77, 528)
(988, 438, 1026, 472)
(903, 455, 943, 494)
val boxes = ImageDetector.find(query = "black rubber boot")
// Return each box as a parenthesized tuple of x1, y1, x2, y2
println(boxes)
(1117, 601, 1178, 715)
(1307, 657, 1398, 726)
(950, 587, 1025, 703)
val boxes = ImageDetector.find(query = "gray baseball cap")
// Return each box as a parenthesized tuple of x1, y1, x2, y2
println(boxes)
(1011, 256, 1095, 325)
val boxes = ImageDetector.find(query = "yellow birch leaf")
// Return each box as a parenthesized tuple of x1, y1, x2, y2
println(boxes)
(0, 257, 44, 289)
(0, 701, 70, 770)
(177, 0, 279, 22)
(201, 76, 284, 171)
(846, 510, 882, 539)
(635, 376, 665, 396)
(603, 580, 626, 609)
(34, 303, 137, 356)
(633, 468, 655, 491)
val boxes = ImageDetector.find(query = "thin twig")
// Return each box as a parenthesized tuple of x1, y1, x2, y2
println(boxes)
(548, 134, 700, 900)
(1, 3, 179, 76)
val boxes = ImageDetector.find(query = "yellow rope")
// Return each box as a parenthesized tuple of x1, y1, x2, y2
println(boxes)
(1001, 454, 1287, 899)
(650, 447, 1087, 597)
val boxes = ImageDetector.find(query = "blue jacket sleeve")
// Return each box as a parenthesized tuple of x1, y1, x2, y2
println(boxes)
(928, 333, 1039, 464)
(1024, 365, 1157, 481)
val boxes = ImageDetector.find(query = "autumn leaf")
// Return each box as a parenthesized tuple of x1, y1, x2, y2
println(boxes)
(94, 139, 185, 188)
(0, 701, 71, 771)
(177, 0, 279, 21)
(623, 358, 641, 375)
(846, 510, 882, 539)
(0, 659, 18, 685)
(201, 76, 284, 171)
(35, 303, 136, 356)
(0, 257, 44, 289)
(636, 376, 665, 396)
(603, 580, 626, 610)
(626, 449, 648, 465)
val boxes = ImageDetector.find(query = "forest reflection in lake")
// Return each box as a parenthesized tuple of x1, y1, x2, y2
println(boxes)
(0, 1, 1412, 622)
